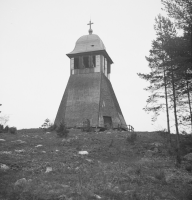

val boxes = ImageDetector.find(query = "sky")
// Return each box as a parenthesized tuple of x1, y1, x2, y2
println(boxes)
(0, 0, 169, 131)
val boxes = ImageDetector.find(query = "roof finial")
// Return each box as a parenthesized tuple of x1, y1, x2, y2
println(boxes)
(87, 20, 93, 35)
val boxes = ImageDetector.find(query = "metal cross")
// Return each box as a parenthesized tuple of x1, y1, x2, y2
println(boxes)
(87, 20, 93, 30)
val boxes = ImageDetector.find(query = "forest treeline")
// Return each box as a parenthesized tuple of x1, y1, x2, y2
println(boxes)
(138, 0, 192, 137)
(138, 0, 192, 163)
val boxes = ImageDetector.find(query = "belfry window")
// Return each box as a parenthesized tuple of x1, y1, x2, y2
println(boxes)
(90, 55, 96, 68)
(92, 56, 96, 67)
(74, 57, 79, 69)
(83, 56, 89, 68)
(81, 55, 96, 68)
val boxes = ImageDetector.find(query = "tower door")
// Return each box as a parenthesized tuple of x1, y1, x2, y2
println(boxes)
(103, 116, 112, 129)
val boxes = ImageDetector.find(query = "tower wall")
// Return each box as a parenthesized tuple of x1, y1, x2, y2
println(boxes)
(99, 73, 127, 129)
(55, 73, 101, 127)
(55, 72, 127, 129)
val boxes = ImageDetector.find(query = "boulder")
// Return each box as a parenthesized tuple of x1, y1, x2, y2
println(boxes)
(0, 164, 9, 170)
(45, 167, 53, 173)
(151, 142, 163, 147)
(62, 138, 71, 142)
(14, 178, 28, 190)
(184, 153, 192, 162)
(15, 149, 25, 153)
(149, 142, 163, 153)
(35, 144, 43, 147)
(12, 140, 26, 144)
(94, 194, 102, 199)
(145, 150, 154, 157)
(153, 147, 159, 153)
(0, 151, 12, 154)
(86, 159, 93, 163)
(78, 151, 88, 155)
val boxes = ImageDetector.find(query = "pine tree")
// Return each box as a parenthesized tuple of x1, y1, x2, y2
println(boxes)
(138, 14, 185, 164)
(138, 15, 177, 143)
(161, 0, 192, 72)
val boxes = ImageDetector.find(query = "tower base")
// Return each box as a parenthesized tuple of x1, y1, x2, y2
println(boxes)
(55, 72, 127, 130)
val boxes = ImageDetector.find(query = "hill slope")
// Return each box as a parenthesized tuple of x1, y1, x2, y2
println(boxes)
(0, 129, 192, 200)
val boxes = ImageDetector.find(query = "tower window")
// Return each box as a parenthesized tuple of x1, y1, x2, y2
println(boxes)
(90, 55, 96, 68)
(74, 57, 79, 69)
(83, 56, 89, 68)
(92, 56, 96, 67)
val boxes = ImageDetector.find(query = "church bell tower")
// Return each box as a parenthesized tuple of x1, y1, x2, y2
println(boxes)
(55, 21, 127, 129)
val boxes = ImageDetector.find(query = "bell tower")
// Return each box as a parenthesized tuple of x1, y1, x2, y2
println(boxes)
(55, 21, 127, 129)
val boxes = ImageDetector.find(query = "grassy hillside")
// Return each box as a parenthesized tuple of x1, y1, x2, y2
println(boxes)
(0, 129, 192, 200)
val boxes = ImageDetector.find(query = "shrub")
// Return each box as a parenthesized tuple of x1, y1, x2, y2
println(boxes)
(135, 165, 142, 175)
(56, 121, 69, 138)
(41, 118, 54, 132)
(126, 132, 137, 144)
(109, 139, 114, 147)
(9, 127, 17, 134)
(180, 134, 192, 155)
(185, 164, 192, 172)
(186, 190, 192, 200)
(48, 124, 57, 131)
(154, 170, 166, 182)
(132, 190, 141, 200)
(0, 124, 4, 133)
(4, 125, 9, 133)
(157, 129, 169, 138)
(82, 119, 92, 132)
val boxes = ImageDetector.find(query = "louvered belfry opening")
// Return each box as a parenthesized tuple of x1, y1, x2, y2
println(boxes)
(74, 57, 79, 69)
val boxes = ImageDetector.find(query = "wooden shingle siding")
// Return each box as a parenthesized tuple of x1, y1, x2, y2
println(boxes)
(55, 72, 127, 129)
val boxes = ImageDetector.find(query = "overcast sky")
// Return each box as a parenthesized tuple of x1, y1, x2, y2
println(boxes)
(0, 0, 169, 131)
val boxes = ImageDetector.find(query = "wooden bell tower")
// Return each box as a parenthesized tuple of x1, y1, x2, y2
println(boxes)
(55, 21, 127, 129)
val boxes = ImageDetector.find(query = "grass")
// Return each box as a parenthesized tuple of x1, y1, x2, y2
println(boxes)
(0, 129, 192, 200)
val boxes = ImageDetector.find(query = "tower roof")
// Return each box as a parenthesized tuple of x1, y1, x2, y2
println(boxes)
(67, 33, 113, 64)
(68, 34, 106, 55)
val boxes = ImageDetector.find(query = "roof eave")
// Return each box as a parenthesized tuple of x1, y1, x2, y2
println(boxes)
(66, 50, 113, 64)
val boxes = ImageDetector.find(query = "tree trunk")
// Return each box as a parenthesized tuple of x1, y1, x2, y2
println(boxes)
(171, 65, 181, 165)
(191, 24, 192, 61)
(186, 78, 192, 134)
(190, 24, 192, 133)
(164, 69, 171, 143)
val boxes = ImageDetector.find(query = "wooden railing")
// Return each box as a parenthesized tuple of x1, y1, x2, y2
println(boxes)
(127, 125, 134, 132)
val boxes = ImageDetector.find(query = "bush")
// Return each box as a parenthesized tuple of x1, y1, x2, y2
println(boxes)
(154, 170, 166, 182)
(0, 124, 4, 133)
(56, 121, 69, 138)
(41, 118, 54, 132)
(186, 190, 192, 200)
(48, 124, 57, 131)
(126, 132, 137, 144)
(9, 127, 17, 134)
(185, 164, 192, 172)
(4, 125, 9, 133)
(180, 134, 192, 155)
(82, 119, 92, 132)
(135, 165, 142, 175)
(157, 129, 169, 138)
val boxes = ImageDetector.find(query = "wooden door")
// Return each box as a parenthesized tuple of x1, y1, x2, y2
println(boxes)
(103, 116, 112, 129)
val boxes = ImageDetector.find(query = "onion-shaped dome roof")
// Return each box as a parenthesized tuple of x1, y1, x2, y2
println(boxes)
(68, 34, 106, 54)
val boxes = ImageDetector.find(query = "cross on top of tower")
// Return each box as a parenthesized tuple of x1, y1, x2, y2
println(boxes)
(87, 20, 93, 35)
